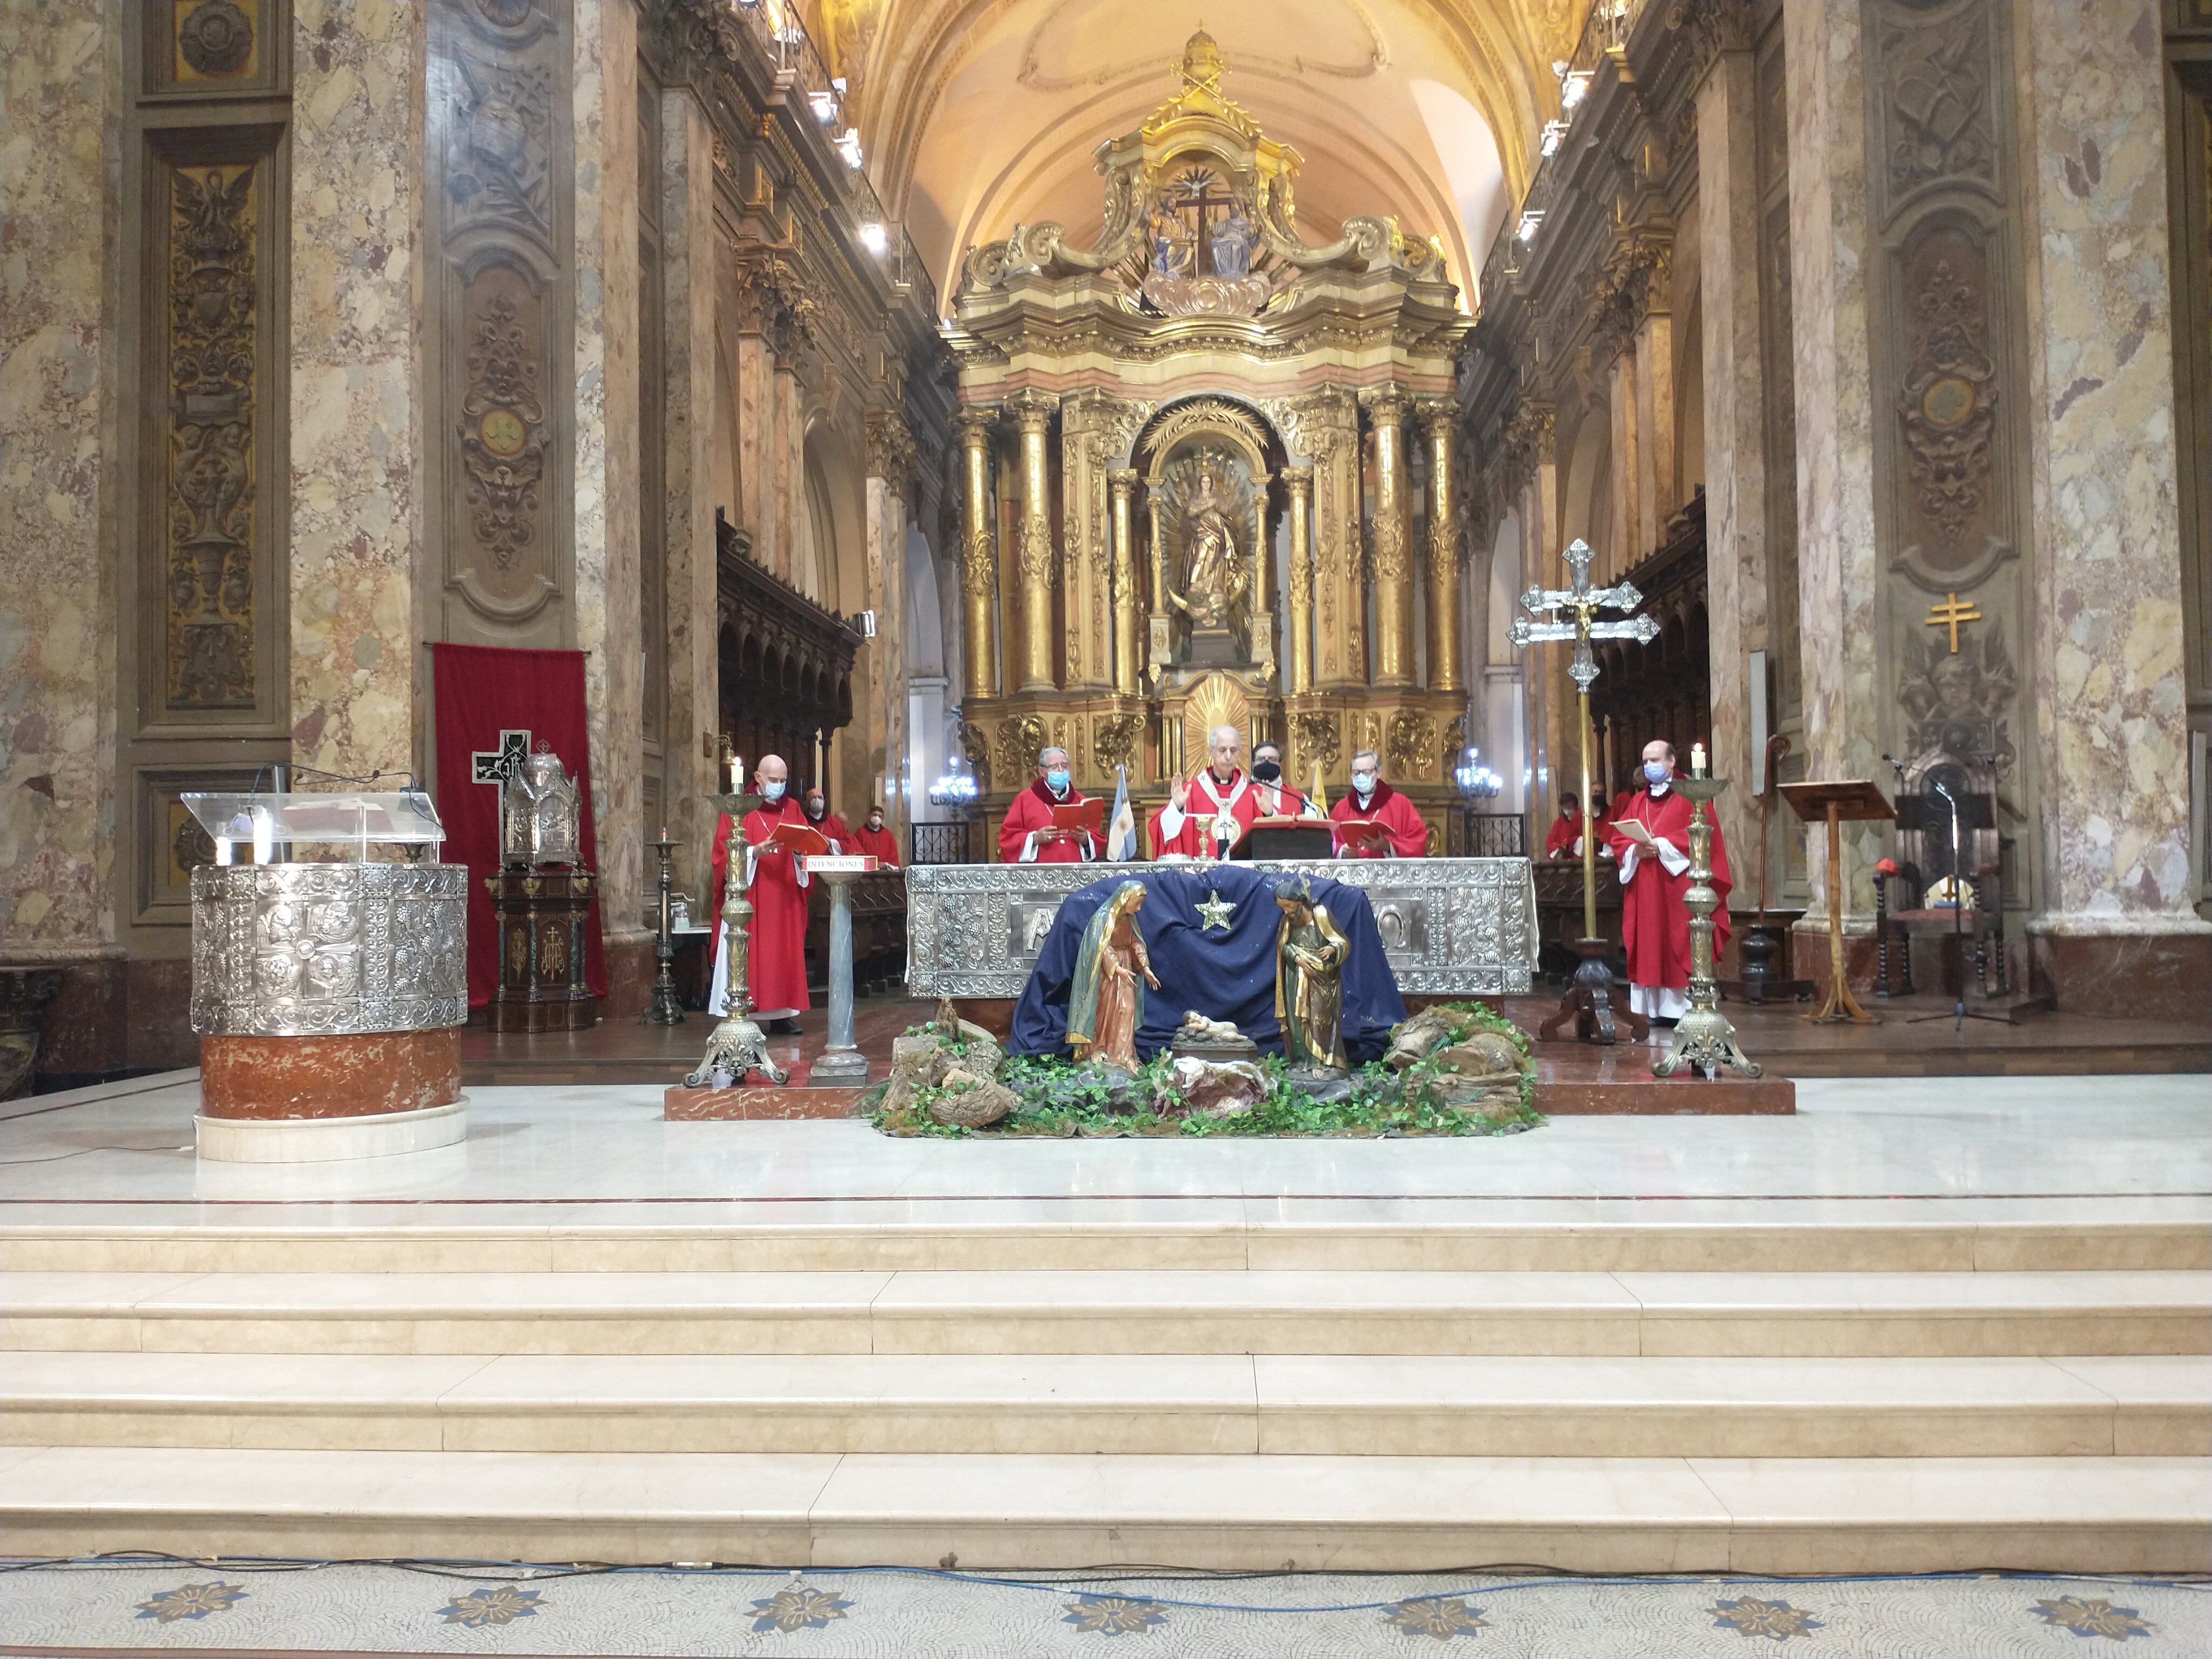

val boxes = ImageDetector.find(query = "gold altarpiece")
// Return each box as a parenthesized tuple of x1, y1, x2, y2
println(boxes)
(945, 33, 1473, 848)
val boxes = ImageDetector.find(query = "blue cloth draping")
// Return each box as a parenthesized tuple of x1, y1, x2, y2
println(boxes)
(1006, 864, 1407, 1063)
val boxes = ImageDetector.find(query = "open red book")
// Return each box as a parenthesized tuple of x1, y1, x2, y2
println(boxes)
(1332, 818, 1393, 855)
(1050, 798, 1104, 834)
(759, 821, 832, 857)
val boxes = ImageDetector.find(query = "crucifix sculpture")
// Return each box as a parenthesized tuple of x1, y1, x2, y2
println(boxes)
(1509, 538, 1660, 1044)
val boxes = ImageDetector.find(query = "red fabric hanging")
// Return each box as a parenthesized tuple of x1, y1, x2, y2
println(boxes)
(430, 643, 607, 1007)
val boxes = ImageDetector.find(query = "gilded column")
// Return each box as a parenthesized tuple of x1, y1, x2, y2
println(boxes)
(1285, 465, 1316, 694)
(955, 406, 999, 701)
(1109, 467, 1139, 694)
(1417, 400, 1462, 693)
(1364, 387, 1415, 686)
(1007, 389, 1058, 692)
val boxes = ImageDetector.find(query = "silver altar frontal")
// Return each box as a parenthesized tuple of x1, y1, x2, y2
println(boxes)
(185, 791, 468, 1036)
(905, 859, 1539, 1000)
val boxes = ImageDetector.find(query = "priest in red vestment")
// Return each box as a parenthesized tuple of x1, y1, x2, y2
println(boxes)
(1603, 739, 1731, 1024)
(800, 786, 849, 852)
(999, 745, 1100, 862)
(1149, 725, 1269, 857)
(1329, 750, 1428, 858)
(1545, 793, 1588, 859)
(850, 804, 900, 866)
(707, 754, 814, 1033)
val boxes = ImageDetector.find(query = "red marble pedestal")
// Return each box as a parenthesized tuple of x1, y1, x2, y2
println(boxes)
(200, 1030, 462, 1118)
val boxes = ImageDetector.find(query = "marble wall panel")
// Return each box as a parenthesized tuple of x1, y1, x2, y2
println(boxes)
(288, 0, 426, 777)
(0, 0, 118, 951)
(2014, 0, 2202, 930)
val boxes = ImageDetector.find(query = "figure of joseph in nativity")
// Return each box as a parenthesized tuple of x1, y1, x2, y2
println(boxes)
(1275, 880, 1350, 1073)
(1066, 881, 1160, 1072)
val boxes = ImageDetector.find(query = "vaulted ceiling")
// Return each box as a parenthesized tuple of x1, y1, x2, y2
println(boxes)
(805, 0, 1584, 311)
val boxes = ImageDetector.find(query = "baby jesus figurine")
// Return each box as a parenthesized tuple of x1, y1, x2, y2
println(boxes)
(1066, 881, 1160, 1073)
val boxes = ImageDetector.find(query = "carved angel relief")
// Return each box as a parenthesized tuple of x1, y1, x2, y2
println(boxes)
(1897, 614, 2017, 775)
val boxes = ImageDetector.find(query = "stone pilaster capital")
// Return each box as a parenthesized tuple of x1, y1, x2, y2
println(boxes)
(1669, 0, 1754, 81)
(1108, 467, 1138, 493)
(1414, 398, 1459, 440)
(954, 404, 1000, 444)
(1282, 463, 1316, 498)
(865, 409, 918, 482)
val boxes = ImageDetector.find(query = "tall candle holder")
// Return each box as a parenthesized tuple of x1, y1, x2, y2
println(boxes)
(1653, 773, 1761, 1080)
(640, 831, 685, 1026)
(683, 791, 789, 1088)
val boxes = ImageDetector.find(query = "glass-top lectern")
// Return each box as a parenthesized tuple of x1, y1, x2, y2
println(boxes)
(181, 789, 447, 864)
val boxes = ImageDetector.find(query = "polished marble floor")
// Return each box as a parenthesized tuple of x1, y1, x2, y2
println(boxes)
(0, 1557, 2204, 1656)
(3, 1070, 2207, 1231)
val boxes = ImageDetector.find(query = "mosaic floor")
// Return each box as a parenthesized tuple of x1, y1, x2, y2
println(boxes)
(1, 1559, 2205, 1657)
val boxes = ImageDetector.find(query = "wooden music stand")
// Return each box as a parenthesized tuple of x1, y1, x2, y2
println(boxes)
(1778, 779, 1894, 1025)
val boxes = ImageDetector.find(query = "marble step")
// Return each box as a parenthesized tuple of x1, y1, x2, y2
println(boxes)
(7, 1270, 2206, 1357)
(3, 1445, 2203, 1572)
(5, 1350, 2204, 1459)
(7, 1204, 2205, 1274)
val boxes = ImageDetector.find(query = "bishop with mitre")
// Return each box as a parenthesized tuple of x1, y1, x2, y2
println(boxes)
(1149, 724, 1268, 857)
(1328, 750, 1428, 858)
(999, 745, 1101, 863)
(1603, 738, 1731, 1024)
(708, 753, 817, 1034)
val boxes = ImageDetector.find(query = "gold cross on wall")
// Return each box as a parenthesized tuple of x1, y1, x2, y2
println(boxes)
(1924, 591, 1982, 653)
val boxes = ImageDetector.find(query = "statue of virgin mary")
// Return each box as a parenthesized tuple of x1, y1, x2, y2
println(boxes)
(1065, 881, 1159, 1071)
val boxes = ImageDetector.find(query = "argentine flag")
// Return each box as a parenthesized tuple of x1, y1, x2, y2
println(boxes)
(1106, 765, 1139, 861)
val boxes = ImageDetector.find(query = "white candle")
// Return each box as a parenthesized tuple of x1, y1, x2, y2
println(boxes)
(250, 807, 274, 865)
(729, 755, 741, 793)
(1690, 742, 1707, 778)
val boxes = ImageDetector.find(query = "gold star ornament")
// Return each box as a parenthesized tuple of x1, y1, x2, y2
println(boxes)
(1195, 887, 1237, 932)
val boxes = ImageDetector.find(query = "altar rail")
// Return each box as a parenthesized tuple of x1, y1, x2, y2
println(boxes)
(905, 859, 1538, 1000)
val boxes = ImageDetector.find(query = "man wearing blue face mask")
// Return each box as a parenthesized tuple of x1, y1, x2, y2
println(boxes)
(998, 745, 1100, 864)
(1603, 738, 1732, 1026)
(707, 753, 815, 1033)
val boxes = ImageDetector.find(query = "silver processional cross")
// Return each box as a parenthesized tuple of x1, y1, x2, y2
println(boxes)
(1507, 538, 1658, 950)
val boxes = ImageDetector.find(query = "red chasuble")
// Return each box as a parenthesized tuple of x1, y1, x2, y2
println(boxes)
(1545, 810, 1587, 859)
(999, 779, 1099, 863)
(709, 797, 815, 1015)
(1148, 768, 1264, 857)
(1602, 781, 1732, 993)
(850, 823, 900, 866)
(1329, 780, 1428, 858)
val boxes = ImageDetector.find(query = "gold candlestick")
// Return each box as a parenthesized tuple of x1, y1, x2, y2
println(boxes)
(1653, 774, 1762, 1080)
(683, 791, 788, 1088)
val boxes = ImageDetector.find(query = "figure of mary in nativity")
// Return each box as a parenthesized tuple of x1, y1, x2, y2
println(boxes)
(1274, 879, 1350, 1074)
(1065, 880, 1159, 1071)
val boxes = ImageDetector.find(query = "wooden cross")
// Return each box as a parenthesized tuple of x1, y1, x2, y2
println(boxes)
(1171, 168, 1236, 273)
(1924, 592, 1982, 653)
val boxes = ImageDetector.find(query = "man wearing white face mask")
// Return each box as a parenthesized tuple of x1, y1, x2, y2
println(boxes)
(707, 753, 814, 1034)
(1328, 749, 1428, 858)
(1603, 738, 1733, 1026)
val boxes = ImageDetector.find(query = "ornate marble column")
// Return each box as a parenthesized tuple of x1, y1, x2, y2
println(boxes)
(732, 250, 781, 575)
(658, 85, 723, 900)
(1418, 400, 1463, 694)
(1109, 467, 1140, 694)
(955, 406, 999, 701)
(1694, 16, 1767, 866)
(1605, 348, 1642, 581)
(1364, 387, 1415, 686)
(290, 0, 428, 779)
(2013, 0, 2210, 1006)
(1783, 0, 1883, 946)
(1007, 389, 1059, 692)
(1285, 465, 1316, 694)
(571, 0, 645, 990)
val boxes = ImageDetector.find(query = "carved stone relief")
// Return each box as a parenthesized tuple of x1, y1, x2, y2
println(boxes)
(1091, 710, 1144, 775)
(1874, 0, 1996, 200)
(176, 0, 257, 77)
(1897, 616, 2018, 775)
(164, 162, 259, 710)
(1897, 232, 1997, 561)
(429, 0, 569, 638)
(1385, 709, 1438, 779)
